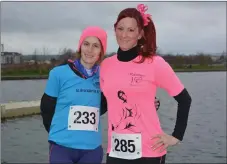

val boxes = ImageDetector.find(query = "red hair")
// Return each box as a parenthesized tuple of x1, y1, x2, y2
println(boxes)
(114, 7, 157, 63)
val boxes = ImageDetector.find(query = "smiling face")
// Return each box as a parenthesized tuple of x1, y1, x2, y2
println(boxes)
(115, 17, 143, 51)
(80, 36, 102, 68)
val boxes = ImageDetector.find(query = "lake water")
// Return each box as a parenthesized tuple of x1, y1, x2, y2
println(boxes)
(1, 72, 226, 163)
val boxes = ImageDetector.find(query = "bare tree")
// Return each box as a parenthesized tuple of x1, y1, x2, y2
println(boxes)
(32, 49, 38, 64)
(42, 46, 49, 56)
(1, 43, 4, 52)
(57, 48, 74, 65)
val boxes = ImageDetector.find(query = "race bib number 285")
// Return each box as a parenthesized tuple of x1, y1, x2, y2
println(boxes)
(68, 106, 99, 132)
(109, 132, 142, 159)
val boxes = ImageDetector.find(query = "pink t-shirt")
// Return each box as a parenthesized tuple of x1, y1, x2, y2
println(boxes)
(100, 55, 184, 159)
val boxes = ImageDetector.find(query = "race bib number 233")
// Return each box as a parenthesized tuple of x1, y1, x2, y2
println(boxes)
(68, 105, 99, 132)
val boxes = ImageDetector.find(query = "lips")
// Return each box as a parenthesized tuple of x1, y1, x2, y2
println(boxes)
(85, 54, 94, 58)
(120, 40, 130, 44)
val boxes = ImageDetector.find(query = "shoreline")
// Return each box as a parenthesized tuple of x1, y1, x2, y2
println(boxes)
(1, 100, 41, 120)
(1, 69, 226, 80)
(1, 75, 48, 80)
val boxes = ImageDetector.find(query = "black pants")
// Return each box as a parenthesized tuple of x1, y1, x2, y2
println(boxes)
(106, 154, 166, 164)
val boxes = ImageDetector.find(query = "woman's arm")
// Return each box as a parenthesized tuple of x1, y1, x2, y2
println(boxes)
(172, 88, 192, 141)
(151, 56, 192, 152)
(40, 93, 57, 132)
(100, 92, 107, 115)
(154, 56, 192, 141)
(155, 97, 160, 111)
(40, 69, 60, 133)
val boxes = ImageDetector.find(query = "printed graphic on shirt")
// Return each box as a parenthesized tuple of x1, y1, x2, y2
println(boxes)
(111, 90, 141, 133)
(129, 72, 149, 87)
(92, 76, 100, 89)
(76, 88, 100, 93)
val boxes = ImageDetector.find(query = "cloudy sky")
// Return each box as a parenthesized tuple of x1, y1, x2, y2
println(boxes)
(1, 1, 226, 55)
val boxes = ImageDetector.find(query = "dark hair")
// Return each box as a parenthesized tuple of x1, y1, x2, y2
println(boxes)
(114, 8, 157, 63)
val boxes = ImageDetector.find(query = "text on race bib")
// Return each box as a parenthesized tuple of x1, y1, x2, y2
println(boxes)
(73, 110, 96, 125)
(68, 106, 99, 131)
(109, 132, 142, 159)
(114, 138, 136, 153)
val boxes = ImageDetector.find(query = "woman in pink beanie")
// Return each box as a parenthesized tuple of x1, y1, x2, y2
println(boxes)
(40, 26, 108, 164)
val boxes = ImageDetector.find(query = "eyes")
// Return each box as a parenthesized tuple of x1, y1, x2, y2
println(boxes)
(83, 42, 100, 48)
(116, 27, 135, 32)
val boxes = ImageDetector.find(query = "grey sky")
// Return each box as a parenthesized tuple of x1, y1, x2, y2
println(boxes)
(1, 2, 226, 55)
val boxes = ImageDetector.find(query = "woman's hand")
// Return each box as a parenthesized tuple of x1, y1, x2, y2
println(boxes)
(151, 133, 180, 153)
(155, 97, 160, 110)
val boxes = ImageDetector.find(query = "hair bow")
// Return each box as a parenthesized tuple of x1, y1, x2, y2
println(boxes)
(137, 4, 151, 26)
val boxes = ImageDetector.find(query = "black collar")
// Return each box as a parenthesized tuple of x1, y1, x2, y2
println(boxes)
(117, 45, 140, 62)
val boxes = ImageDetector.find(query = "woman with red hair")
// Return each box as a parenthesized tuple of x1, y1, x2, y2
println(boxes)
(100, 4, 192, 164)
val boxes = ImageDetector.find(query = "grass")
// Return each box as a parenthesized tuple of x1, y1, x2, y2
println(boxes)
(172, 65, 226, 72)
(1, 64, 226, 80)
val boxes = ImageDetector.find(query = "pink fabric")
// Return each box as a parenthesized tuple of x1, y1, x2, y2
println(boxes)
(77, 26, 107, 54)
(137, 4, 151, 26)
(100, 55, 184, 157)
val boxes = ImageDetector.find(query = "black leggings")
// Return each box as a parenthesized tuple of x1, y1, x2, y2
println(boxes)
(106, 154, 166, 164)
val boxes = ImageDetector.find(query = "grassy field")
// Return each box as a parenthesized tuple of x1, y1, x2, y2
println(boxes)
(1, 64, 226, 80)
(172, 64, 226, 72)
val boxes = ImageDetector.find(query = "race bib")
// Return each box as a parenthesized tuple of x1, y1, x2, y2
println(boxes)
(109, 132, 142, 159)
(68, 105, 99, 132)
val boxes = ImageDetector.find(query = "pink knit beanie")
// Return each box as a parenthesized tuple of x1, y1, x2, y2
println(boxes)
(77, 26, 107, 54)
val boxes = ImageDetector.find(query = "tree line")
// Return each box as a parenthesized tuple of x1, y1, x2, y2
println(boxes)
(54, 49, 226, 68)
(25, 46, 226, 69)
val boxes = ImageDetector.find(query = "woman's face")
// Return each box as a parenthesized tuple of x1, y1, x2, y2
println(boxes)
(80, 36, 102, 67)
(115, 17, 142, 51)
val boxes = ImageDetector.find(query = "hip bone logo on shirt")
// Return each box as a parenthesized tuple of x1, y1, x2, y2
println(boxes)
(111, 90, 141, 133)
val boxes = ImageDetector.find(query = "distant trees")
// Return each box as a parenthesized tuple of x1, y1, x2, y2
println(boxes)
(58, 48, 74, 64)
(29, 46, 225, 69)
(162, 53, 216, 68)
(32, 49, 38, 64)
